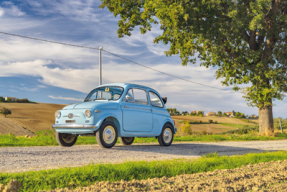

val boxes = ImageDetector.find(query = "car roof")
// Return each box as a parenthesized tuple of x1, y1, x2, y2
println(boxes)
(95, 83, 158, 93)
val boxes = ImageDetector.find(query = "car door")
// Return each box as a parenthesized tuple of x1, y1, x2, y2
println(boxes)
(122, 88, 153, 132)
(149, 91, 167, 131)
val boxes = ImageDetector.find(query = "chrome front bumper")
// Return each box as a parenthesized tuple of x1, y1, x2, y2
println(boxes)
(52, 124, 96, 129)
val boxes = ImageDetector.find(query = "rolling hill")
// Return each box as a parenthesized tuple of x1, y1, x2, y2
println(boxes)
(0, 103, 65, 135)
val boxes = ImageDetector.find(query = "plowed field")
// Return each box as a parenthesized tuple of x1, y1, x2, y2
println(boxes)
(0, 103, 65, 133)
(41, 159, 287, 192)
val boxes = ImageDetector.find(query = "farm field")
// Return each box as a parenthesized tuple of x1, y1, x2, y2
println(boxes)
(0, 103, 66, 134)
(172, 115, 258, 134)
(0, 103, 259, 136)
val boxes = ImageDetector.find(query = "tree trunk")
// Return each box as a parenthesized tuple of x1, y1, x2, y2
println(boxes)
(258, 101, 274, 134)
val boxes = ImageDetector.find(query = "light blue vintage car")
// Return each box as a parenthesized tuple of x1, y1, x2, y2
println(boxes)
(52, 83, 176, 148)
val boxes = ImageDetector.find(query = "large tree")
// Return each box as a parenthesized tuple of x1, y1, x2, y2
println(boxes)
(100, 0, 287, 134)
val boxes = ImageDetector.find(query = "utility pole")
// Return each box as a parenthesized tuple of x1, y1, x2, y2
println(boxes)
(99, 47, 103, 85)
(279, 118, 283, 134)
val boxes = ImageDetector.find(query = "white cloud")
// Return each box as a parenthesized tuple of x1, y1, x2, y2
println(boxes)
(0, 8, 4, 17)
(122, 27, 168, 56)
(26, 0, 100, 22)
(0, 2, 25, 17)
(49, 95, 83, 102)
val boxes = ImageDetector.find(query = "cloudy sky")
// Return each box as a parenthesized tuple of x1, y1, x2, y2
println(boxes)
(0, 0, 286, 117)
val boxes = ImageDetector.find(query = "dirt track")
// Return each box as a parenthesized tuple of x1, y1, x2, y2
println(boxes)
(40, 159, 287, 192)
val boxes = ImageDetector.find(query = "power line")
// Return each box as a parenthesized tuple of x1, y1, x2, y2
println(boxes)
(0, 31, 228, 90)
(0, 31, 99, 50)
(102, 49, 227, 90)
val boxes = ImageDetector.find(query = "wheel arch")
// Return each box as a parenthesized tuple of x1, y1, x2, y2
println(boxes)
(103, 116, 121, 131)
(163, 120, 176, 134)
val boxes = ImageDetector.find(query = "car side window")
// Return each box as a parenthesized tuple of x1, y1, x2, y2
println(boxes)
(149, 92, 163, 108)
(124, 89, 134, 102)
(133, 89, 148, 105)
(125, 88, 148, 105)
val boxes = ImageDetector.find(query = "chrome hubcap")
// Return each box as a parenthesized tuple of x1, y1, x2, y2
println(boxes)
(163, 129, 172, 143)
(103, 126, 115, 144)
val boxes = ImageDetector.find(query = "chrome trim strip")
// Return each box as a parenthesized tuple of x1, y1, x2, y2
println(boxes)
(63, 115, 81, 117)
(123, 133, 157, 136)
(52, 124, 96, 129)
(123, 106, 151, 111)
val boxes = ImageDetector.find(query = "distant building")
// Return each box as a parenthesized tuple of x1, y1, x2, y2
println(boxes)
(191, 111, 197, 114)
(5, 97, 17, 101)
(250, 114, 258, 118)
(225, 111, 235, 117)
(206, 112, 216, 116)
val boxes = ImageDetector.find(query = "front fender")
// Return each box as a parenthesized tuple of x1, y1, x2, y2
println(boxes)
(95, 113, 121, 131)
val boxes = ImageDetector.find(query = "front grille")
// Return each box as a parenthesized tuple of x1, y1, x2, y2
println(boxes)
(66, 120, 75, 123)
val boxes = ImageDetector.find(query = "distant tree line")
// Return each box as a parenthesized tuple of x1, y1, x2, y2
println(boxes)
(168, 108, 258, 119)
(0, 97, 33, 103)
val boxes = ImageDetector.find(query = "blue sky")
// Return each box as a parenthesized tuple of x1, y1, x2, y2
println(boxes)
(0, 0, 286, 117)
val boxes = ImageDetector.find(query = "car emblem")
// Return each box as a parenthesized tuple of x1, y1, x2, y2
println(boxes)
(68, 113, 73, 119)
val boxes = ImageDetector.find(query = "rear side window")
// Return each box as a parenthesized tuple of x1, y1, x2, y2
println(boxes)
(125, 88, 148, 105)
(149, 92, 163, 108)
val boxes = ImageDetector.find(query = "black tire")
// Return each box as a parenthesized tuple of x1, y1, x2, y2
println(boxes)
(96, 121, 118, 148)
(119, 137, 134, 145)
(56, 132, 77, 147)
(158, 124, 174, 146)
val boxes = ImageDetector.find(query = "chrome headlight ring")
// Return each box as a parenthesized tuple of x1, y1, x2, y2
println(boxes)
(85, 110, 92, 118)
(55, 111, 61, 119)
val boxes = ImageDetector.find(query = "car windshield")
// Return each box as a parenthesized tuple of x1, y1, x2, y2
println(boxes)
(84, 86, 124, 101)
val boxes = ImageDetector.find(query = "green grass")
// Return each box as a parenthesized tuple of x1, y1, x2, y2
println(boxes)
(1, 130, 287, 147)
(218, 123, 257, 129)
(2, 151, 287, 191)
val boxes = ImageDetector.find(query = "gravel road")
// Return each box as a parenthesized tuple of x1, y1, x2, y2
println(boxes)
(1, 140, 287, 173)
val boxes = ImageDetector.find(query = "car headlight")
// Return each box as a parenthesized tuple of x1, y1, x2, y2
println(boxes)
(55, 111, 61, 119)
(85, 110, 91, 118)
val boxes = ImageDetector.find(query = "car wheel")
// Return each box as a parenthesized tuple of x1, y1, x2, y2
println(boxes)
(119, 137, 134, 145)
(96, 121, 118, 148)
(56, 132, 77, 147)
(158, 125, 174, 146)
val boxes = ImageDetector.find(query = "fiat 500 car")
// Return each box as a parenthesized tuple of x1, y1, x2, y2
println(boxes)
(52, 83, 177, 148)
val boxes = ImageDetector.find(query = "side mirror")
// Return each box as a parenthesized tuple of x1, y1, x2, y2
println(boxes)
(125, 95, 131, 101)
(162, 97, 167, 104)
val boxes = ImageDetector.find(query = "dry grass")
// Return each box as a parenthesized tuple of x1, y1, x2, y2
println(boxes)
(0, 103, 66, 133)
(173, 115, 258, 134)
(172, 115, 257, 125)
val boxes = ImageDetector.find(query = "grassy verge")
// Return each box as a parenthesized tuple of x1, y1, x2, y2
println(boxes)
(218, 123, 257, 129)
(1, 151, 287, 191)
(1, 130, 287, 147)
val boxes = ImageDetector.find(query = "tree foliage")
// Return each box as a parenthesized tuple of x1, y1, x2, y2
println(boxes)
(0, 108, 11, 118)
(100, 0, 287, 109)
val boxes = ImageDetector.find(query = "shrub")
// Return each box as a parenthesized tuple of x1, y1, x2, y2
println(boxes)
(0, 97, 4, 102)
(0, 108, 12, 118)
(199, 120, 202, 124)
(214, 121, 217, 124)
(201, 130, 207, 135)
(208, 119, 213, 124)
(181, 121, 192, 135)
(198, 114, 203, 117)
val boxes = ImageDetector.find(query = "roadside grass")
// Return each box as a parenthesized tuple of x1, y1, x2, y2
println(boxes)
(218, 123, 257, 129)
(1, 151, 287, 191)
(1, 130, 287, 147)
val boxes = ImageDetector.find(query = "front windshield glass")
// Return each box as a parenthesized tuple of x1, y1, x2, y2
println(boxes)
(84, 86, 124, 101)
